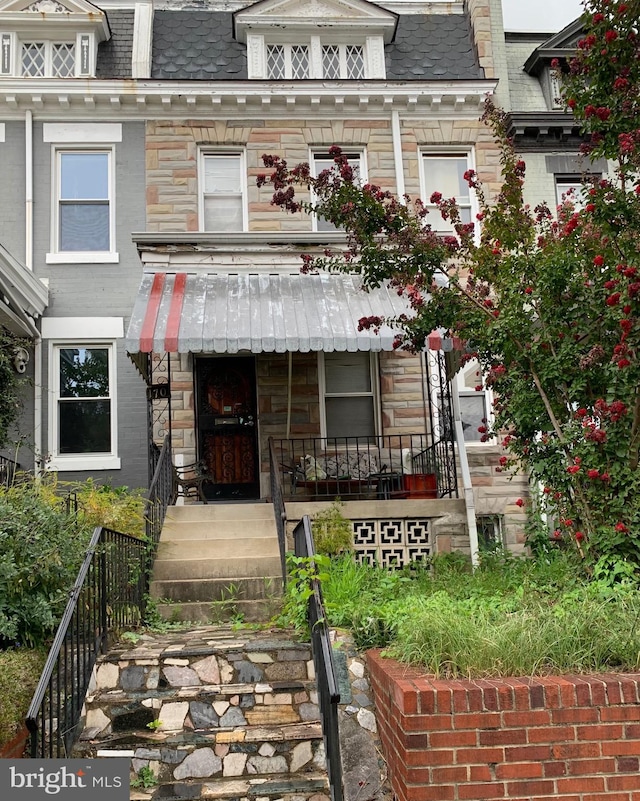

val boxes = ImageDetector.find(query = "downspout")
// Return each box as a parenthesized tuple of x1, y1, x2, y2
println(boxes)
(451, 384, 480, 568)
(391, 110, 406, 203)
(25, 109, 43, 477)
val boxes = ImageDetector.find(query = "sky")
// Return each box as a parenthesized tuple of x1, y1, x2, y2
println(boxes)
(501, 0, 583, 33)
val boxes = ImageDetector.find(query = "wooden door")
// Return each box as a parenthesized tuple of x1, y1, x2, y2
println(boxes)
(195, 357, 259, 500)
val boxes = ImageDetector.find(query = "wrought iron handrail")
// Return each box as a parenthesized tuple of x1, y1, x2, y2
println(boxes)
(293, 516, 343, 801)
(144, 434, 175, 572)
(0, 453, 20, 488)
(26, 526, 147, 757)
(269, 436, 288, 582)
(273, 434, 458, 500)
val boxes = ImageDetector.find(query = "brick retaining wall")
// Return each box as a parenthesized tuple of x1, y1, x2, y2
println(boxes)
(367, 650, 640, 801)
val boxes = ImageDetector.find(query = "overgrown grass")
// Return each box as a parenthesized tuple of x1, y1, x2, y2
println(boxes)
(320, 551, 640, 677)
(0, 648, 46, 747)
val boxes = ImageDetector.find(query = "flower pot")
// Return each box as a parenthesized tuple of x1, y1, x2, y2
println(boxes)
(0, 723, 30, 759)
(403, 472, 437, 499)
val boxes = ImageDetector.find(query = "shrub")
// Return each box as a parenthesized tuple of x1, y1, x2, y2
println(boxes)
(0, 648, 45, 748)
(311, 500, 353, 556)
(0, 484, 92, 646)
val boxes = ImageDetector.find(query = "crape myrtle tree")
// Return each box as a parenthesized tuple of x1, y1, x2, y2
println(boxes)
(257, 0, 640, 576)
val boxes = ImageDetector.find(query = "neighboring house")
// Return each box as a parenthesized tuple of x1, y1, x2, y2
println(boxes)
(500, 15, 607, 211)
(0, 0, 531, 559)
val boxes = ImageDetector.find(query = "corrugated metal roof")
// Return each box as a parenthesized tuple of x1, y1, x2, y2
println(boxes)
(125, 271, 416, 354)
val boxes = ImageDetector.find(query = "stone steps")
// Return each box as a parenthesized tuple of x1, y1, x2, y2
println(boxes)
(74, 627, 329, 801)
(151, 503, 283, 622)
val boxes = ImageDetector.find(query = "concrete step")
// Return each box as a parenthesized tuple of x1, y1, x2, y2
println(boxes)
(156, 599, 282, 624)
(150, 576, 283, 604)
(164, 504, 274, 523)
(129, 773, 330, 801)
(152, 555, 283, 582)
(160, 520, 278, 541)
(155, 538, 280, 561)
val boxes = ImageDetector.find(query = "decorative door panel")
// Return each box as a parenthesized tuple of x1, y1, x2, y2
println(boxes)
(195, 357, 259, 500)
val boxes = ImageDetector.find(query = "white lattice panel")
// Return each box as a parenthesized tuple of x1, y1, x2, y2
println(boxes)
(352, 519, 431, 567)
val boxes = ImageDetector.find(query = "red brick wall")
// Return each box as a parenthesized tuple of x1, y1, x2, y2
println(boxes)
(367, 650, 640, 801)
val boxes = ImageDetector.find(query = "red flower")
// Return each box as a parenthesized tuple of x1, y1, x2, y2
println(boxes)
(593, 255, 605, 267)
(553, 529, 562, 539)
(567, 98, 577, 109)
(499, 456, 508, 466)
(515, 498, 524, 508)
(600, 472, 610, 483)
(585, 203, 596, 213)
(430, 191, 442, 204)
(593, 12, 604, 22)
(614, 77, 629, 91)
(606, 293, 621, 306)
(615, 522, 629, 533)
(587, 469, 600, 479)
(576, 408, 587, 418)
(525, 287, 533, 295)
(477, 425, 487, 434)
(567, 465, 581, 475)
(605, 30, 618, 43)
(618, 358, 631, 368)
(575, 531, 585, 542)
(475, 384, 483, 391)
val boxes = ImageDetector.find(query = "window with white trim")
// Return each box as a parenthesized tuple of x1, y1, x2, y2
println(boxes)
(200, 152, 246, 232)
(455, 358, 491, 444)
(53, 149, 113, 255)
(422, 153, 474, 234)
(50, 342, 118, 467)
(312, 151, 365, 232)
(555, 175, 586, 210)
(265, 41, 365, 79)
(0, 32, 95, 77)
(321, 352, 378, 440)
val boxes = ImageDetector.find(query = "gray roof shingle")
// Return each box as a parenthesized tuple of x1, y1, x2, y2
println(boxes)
(152, 11, 247, 80)
(96, 11, 134, 79)
(386, 15, 483, 80)
(150, 11, 482, 82)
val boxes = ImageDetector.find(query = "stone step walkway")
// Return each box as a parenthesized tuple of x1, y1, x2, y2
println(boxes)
(74, 626, 330, 801)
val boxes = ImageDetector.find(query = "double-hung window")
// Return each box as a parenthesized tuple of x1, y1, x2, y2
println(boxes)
(50, 343, 119, 469)
(312, 151, 365, 232)
(51, 149, 114, 260)
(322, 352, 378, 440)
(455, 358, 491, 444)
(200, 152, 246, 232)
(422, 153, 474, 235)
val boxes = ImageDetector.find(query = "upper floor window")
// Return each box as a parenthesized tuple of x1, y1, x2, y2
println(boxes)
(1, 30, 96, 77)
(312, 150, 365, 232)
(200, 152, 246, 233)
(22, 40, 74, 76)
(422, 153, 474, 235)
(55, 150, 112, 255)
(266, 42, 365, 80)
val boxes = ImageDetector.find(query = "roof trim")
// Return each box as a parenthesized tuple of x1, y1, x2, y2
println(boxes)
(524, 17, 583, 75)
(0, 242, 48, 336)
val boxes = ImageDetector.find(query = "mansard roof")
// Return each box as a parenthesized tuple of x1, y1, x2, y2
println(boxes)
(96, 10, 133, 79)
(151, 10, 484, 81)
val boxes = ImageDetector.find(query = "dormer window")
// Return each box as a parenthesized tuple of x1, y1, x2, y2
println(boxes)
(234, 0, 396, 81)
(0, 0, 109, 78)
(265, 42, 365, 80)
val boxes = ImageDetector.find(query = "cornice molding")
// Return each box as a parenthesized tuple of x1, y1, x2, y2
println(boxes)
(506, 111, 588, 152)
(0, 77, 497, 118)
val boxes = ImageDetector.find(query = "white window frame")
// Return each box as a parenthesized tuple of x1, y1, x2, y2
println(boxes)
(47, 339, 120, 471)
(318, 351, 381, 440)
(0, 31, 96, 77)
(266, 43, 310, 79)
(310, 149, 367, 233)
(250, 34, 380, 79)
(554, 175, 587, 210)
(47, 146, 118, 264)
(420, 149, 477, 237)
(454, 358, 494, 446)
(198, 149, 248, 233)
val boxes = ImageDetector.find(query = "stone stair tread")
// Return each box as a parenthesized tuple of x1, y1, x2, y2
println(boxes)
(89, 680, 312, 703)
(146, 773, 330, 800)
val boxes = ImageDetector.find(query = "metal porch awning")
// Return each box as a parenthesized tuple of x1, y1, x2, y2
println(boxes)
(125, 271, 463, 355)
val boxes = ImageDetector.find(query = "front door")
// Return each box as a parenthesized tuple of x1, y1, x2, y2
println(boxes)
(195, 357, 259, 500)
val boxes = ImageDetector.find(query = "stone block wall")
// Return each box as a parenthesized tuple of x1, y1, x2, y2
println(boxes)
(368, 650, 640, 801)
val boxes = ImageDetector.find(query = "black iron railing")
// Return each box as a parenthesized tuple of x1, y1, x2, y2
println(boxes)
(26, 527, 147, 757)
(293, 516, 343, 801)
(144, 434, 175, 568)
(0, 453, 20, 488)
(269, 436, 288, 582)
(273, 434, 457, 500)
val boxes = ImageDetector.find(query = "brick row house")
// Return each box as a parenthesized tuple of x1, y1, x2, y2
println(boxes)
(0, 0, 531, 562)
